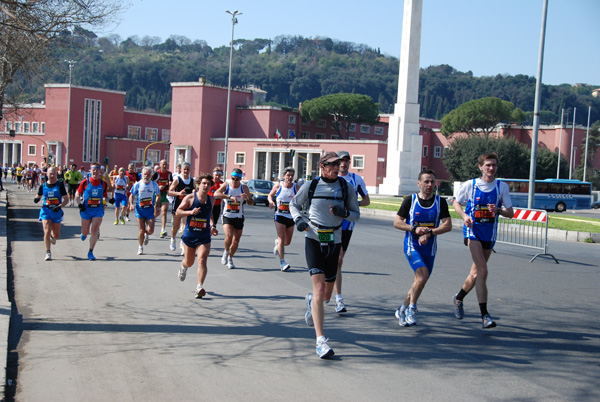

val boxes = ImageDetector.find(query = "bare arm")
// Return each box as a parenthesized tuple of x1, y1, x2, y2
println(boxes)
(268, 182, 280, 209)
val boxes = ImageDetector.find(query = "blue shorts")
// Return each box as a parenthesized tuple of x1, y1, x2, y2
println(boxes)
(181, 231, 211, 248)
(39, 207, 64, 224)
(405, 248, 435, 276)
(115, 193, 128, 208)
(135, 205, 155, 220)
(80, 207, 104, 220)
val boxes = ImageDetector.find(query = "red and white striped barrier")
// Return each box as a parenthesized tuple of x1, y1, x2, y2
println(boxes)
(512, 208, 547, 222)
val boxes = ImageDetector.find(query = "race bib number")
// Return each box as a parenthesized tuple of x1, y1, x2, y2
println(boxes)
(88, 197, 101, 208)
(140, 197, 153, 209)
(474, 205, 495, 223)
(317, 228, 334, 243)
(190, 217, 207, 231)
(278, 202, 290, 213)
(46, 197, 59, 206)
(116, 185, 125, 191)
(227, 202, 240, 213)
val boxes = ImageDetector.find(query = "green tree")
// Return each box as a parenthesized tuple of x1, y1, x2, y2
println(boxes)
(300, 93, 379, 139)
(440, 97, 525, 137)
(574, 122, 600, 189)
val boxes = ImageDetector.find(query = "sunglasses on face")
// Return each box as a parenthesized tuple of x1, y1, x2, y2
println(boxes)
(323, 161, 341, 166)
(231, 177, 241, 181)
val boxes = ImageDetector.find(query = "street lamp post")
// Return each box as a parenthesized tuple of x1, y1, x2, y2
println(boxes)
(65, 60, 76, 166)
(223, 9, 242, 178)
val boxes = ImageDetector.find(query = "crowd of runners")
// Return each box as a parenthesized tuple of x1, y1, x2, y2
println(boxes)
(8, 150, 513, 359)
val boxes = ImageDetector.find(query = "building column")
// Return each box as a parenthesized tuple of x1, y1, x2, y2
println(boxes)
(278, 152, 285, 180)
(265, 152, 272, 182)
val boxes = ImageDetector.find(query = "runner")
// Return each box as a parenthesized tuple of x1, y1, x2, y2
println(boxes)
(129, 167, 161, 255)
(289, 152, 360, 358)
(268, 166, 299, 271)
(176, 174, 219, 298)
(168, 162, 194, 253)
(112, 168, 129, 225)
(393, 170, 452, 326)
(25, 164, 34, 192)
(214, 168, 254, 269)
(452, 152, 514, 329)
(65, 164, 83, 206)
(16, 163, 24, 188)
(208, 167, 224, 232)
(77, 164, 112, 261)
(124, 163, 140, 222)
(151, 159, 173, 238)
(34, 166, 69, 261)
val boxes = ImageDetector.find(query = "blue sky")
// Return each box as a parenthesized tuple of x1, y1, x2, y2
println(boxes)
(104, 0, 600, 86)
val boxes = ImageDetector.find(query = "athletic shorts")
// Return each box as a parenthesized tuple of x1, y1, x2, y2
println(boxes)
(274, 214, 294, 228)
(223, 216, 244, 230)
(135, 205, 155, 220)
(160, 193, 169, 205)
(39, 207, 64, 224)
(464, 237, 494, 250)
(114, 193, 128, 208)
(405, 248, 435, 276)
(181, 231, 211, 248)
(68, 183, 79, 196)
(80, 207, 104, 220)
(305, 237, 341, 283)
(17, 176, 22, 183)
(341, 229, 353, 251)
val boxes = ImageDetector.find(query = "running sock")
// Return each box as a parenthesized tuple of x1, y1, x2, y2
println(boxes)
(197, 283, 203, 290)
(88, 248, 93, 253)
(335, 294, 343, 303)
(399, 304, 406, 312)
(409, 303, 417, 310)
(46, 250, 51, 254)
(479, 303, 489, 317)
(316, 336, 326, 344)
(456, 288, 468, 301)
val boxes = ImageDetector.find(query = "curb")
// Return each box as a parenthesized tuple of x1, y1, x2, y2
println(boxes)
(0, 190, 9, 401)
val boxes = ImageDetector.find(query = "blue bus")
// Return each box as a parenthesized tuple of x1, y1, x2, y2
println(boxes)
(499, 178, 592, 212)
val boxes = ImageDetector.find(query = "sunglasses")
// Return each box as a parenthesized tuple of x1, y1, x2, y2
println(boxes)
(231, 177, 241, 181)
(323, 161, 341, 166)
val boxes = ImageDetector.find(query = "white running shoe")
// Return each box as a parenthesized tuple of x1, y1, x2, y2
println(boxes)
(280, 260, 290, 271)
(227, 257, 236, 269)
(316, 337, 334, 359)
(125, 216, 130, 222)
(178, 265, 187, 281)
(305, 293, 313, 326)
(273, 239, 278, 256)
(195, 287, 206, 299)
(50, 235, 56, 245)
(137, 246, 143, 255)
(221, 250, 229, 265)
(144, 233, 149, 245)
(160, 230, 167, 238)
(180, 241, 185, 255)
(170, 238, 176, 251)
(44, 251, 52, 261)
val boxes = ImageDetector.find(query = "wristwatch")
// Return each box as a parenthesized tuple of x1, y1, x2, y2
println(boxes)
(427, 228, 433, 237)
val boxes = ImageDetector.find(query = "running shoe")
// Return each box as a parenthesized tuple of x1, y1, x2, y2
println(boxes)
(44, 251, 52, 261)
(125, 216, 130, 222)
(305, 293, 314, 326)
(316, 337, 335, 359)
(227, 257, 236, 269)
(482, 314, 497, 329)
(50, 235, 56, 245)
(335, 299, 347, 314)
(170, 238, 176, 251)
(80, 234, 87, 241)
(120, 217, 125, 225)
(97, 230, 100, 239)
(87, 251, 96, 261)
(280, 260, 290, 272)
(178, 265, 187, 281)
(273, 239, 278, 256)
(221, 250, 229, 265)
(114, 219, 118, 225)
(137, 246, 143, 255)
(395, 308, 408, 326)
(180, 241, 185, 256)
(453, 294, 464, 319)
(406, 305, 418, 326)
(160, 230, 167, 238)
(195, 287, 206, 299)
(144, 233, 149, 245)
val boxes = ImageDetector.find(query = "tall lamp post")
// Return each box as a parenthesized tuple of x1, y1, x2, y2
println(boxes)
(223, 9, 241, 178)
(65, 60, 76, 166)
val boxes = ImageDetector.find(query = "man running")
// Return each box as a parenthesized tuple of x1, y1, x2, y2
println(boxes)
(112, 168, 129, 225)
(65, 164, 82, 206)
(393, 170, 452, 326)
(214, 168, 254, 269)
(16, 163, 24, 189)
(152, 159, 173, 238)
(452, 152, 513, 329)
(77, 164, 112, 261)
(124, 163, 140, 222)
(168, 162, 194, 253)
(34, 166, 69, 261)
(268, 166, 299, 271)
(176, 174, 219, 298)
(290, 152, 360, 358)
(129, 167, 161, 255)
(208, 167, 224, 230)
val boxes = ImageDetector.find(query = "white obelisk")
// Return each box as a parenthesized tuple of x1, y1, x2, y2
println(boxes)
(380, 0, 422, 196)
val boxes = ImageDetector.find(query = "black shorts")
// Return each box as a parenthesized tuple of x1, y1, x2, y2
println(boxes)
(274, 214, 295, 228)
(223, 216, 244, 230)
(68, 183, 78, 196)
(341, 229, 353, 251)
(17, 176, 22, 183)
(305, 237, 341, 283)
(464, 237, 494, 250)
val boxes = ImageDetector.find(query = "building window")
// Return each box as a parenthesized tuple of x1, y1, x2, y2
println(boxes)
(331, 134, 340, 139)
(315, 133, 326, 139)
(28, 145, 36, 156)
(147, 149, 160, 165)
(23, 122, 30, 133)
(288, 115, 296, 124)
(128, 126, 141, 139)
(331, 121, 341, 130)
(301, 131, 310, 139)
(434, 146, 442, 158)
(217, 151, 225, 164)
(349, 123, 356, 132)
(164, 150, 169, 164)
(14, 122, 21, 133)
(302, 117, 311, 126)
(145, 128, 158, 141)
(5, 121, 12, 132)
(40, 122, 45, 133)
(235, 152, 245, 165)
(423, 146, 428, 158)
(349, 137, 355, 140)
(422, 166, 428, 171)
(352, 155, 364, 169)
(32, 122, 39, 133)
(316, 120, 326, 128)
(161, 129, 170, 142)
(374, 126, 384, 136)
(360, 124, 370, 134)
(82, 98, 102, 163)
(136, 148, 144, 162)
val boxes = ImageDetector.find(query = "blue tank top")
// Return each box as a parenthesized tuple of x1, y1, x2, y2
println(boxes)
(82, 179, 105, 209)
(463, 179, 502, 242)
(42, 183, 62, 208)
(404, 193, 441, 257)
(184, 192, 213, 235)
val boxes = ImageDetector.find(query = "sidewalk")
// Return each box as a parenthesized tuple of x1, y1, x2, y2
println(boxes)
(0, 190, 10, 401)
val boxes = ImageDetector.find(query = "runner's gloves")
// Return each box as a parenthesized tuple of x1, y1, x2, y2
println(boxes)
(33, 196, 41, 203)
(78, 203, 86, 211)
(330, 205, 349, 218)
(294, 218, 309, 232)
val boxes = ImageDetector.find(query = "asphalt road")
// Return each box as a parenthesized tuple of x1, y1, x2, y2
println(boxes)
(5, 186, 600, 401)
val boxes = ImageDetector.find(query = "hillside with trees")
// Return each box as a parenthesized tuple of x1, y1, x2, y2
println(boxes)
(9, 30, 600, 125)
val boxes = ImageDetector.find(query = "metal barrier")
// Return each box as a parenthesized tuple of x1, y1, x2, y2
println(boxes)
(496, 208, 559, 263)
